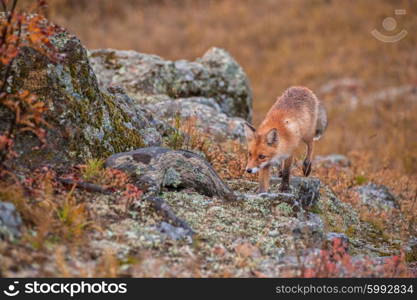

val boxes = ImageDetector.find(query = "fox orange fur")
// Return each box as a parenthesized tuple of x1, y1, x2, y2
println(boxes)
(244, 86, 327, 193)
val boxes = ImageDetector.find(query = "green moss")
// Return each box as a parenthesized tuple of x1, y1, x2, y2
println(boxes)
(11, 31, 147, 165)
(345, 225, 357, 238)
(406, 251, 417, 262)
(309, 204, 322, 215)
(354, 175, 368, 185)
(59, 69, 144, 160)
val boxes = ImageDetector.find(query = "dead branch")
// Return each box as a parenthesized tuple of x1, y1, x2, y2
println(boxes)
(57, 178, 112, 195)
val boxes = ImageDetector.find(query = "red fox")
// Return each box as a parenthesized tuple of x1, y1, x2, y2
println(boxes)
(244, 86, 327, 193)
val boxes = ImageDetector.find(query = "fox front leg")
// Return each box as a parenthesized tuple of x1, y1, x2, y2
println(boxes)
(279, 155, 293, 192)
(278, 161, 283, 178)
(258, 166, 271, 193)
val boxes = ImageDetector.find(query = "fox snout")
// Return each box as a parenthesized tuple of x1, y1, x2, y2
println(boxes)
(246, 167, 260, 174)
(245, 158, 262, 174)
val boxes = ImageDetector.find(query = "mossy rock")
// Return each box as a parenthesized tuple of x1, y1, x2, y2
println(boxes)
(1, 28, 170, 170)
(89, 47, 253, 122)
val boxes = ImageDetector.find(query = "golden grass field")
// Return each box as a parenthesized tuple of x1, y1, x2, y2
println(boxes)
(44, 0, 417, 241)
(1, 0, 415, 277)
(43, 0, 417, 174)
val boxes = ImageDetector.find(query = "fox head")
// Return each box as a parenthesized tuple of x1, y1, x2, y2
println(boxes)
(243, 123, 291, 174)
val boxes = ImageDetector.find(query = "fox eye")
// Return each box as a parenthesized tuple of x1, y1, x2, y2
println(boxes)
(248, 153, 252, 157)
(258, 154, 266, 159)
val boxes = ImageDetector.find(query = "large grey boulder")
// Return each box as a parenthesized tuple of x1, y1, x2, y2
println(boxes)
(1, 28, 171, 170)
(89, 47, 253, 122)
(146, 97, 247, 142)
(105, 147, 236, 201)
(314, 154, 351, 168)
(0, 201, 22, 240)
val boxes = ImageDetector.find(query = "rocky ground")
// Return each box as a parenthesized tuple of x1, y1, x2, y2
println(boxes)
(0, 24, 415, 277)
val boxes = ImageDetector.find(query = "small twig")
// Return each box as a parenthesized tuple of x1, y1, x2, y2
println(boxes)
(0, 2, 22, 167)
(0, 0, 18, 46)
(1, 0, 7, 12)
(57, 178, 112, 195)
(146, 195, 195, 235)
(0, 14, 22, 92)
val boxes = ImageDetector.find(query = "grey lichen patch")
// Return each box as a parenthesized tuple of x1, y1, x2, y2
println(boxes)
(163, 168, 182, 188)
(316, 185, 360, 234)
(276, 203, 293, 217)
(161, 189, 324, 263)
(0, 201, 22, 241)
(353, 183, 400, 211)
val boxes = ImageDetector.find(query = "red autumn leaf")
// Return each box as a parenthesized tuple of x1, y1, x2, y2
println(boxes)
(234, 242, 261, 258)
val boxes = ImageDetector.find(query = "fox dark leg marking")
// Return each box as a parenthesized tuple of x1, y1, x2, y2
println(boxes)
(279, 156, 292, 192)
(303, 140, 314, 177)
(277, 162, 283, 178)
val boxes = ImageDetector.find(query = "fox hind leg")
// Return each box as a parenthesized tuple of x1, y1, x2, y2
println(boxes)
(303, 140, 314, 177)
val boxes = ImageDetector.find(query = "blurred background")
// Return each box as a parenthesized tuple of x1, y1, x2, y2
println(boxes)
(26, 0, 417, 174)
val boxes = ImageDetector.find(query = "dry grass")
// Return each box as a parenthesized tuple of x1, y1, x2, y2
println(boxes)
(314, 152, 416, 242)
(43, 0, 417, 228)
(39, 0, 417, 175)
(0, 168, 90, 249)
(168, 114, 249, 180)
(2, 0, 414, 277)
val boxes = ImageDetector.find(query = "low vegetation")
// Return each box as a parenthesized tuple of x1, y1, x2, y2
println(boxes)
(0, 0, 415, 277)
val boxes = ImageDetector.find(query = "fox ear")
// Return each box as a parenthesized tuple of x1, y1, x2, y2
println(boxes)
(266, 128, 278, 145)
(243, 122, 256, 142)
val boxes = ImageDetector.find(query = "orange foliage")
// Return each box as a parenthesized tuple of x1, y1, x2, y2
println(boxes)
(0, 0, 56, 166)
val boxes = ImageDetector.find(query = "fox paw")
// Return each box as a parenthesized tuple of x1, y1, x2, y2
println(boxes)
(279, 184, 291, 193)
(258, 187, 269, 193)
(303, 160, 312, 177)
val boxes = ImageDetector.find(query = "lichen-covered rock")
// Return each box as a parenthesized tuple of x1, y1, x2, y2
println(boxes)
(285, 212, 325, 249)
(105, 147, 236, 201)
(236, 176, 321, 209)
(161, 189, 326, 261)
(158, 222, 191, 241)
(89, 47, 253, 122)
(146, 97, 247, 142)
(314, 154, 351, 167)
(0, 201, 22, 241)
(1, 28, 170, 170)
(354, 183, 399, 211)
(263, 248, 403, 277)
